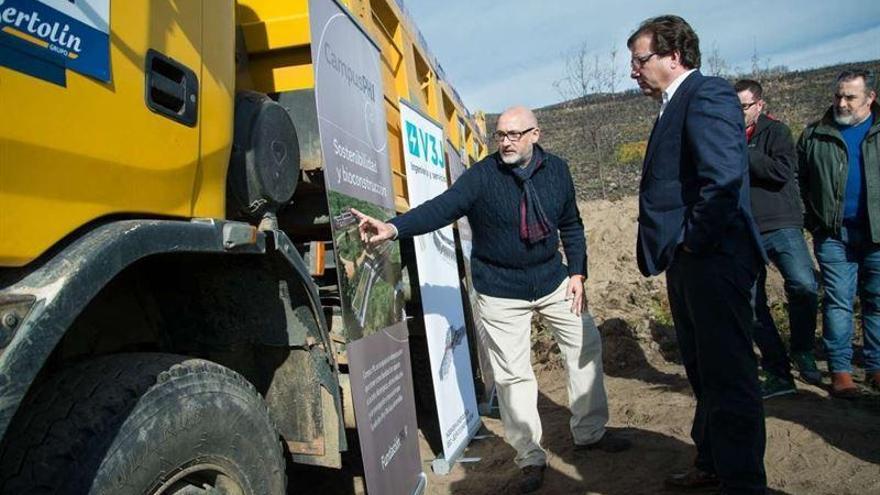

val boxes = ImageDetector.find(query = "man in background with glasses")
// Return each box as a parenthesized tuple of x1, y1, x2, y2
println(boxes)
(353, 106, 629, 493)
(628, 15, 767, 494)
(734, 79, 821, 400)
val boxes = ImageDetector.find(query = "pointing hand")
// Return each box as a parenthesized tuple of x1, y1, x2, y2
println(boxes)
(351, 208, 396, 246)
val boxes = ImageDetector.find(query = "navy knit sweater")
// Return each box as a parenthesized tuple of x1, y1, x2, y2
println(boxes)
(390, 147, 587, 300)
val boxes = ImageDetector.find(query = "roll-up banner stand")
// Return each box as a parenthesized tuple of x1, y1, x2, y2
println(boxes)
(308, 1, 424, 493)
(445, 140, 497, 416)
(398, 98, 481, 474)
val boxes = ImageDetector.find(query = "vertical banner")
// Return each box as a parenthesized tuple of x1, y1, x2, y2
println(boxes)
(446, 141, 496, 414)
(399, 99, 481, 473)
(310, 0, 401, 341)
(309, 1, 423, 493)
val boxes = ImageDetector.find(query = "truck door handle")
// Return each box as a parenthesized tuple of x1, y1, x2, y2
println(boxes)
(145, 49, 198, 127)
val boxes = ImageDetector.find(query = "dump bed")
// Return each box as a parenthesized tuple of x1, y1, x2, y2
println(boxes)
(0, 0, 485, 267)
(237, 0, 487, 212)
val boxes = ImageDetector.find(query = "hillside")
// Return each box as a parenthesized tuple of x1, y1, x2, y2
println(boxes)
(487, 59, 880, 200)
(411, 60, 880, 495)
(300, 197, 880, 494)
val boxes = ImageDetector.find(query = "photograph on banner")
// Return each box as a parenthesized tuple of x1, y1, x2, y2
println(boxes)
(400, 98, 481, 459)
(328, 190, 404, 341)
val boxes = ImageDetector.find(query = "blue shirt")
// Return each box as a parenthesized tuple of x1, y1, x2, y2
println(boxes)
(839, 114, 874, 224)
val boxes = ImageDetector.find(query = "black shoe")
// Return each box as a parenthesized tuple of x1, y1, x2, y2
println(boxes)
(518, 464, 546, 494)
(760, 373, 797, 400)
(574, 430, 632, 453)
(791, 351, 822, 385)
(664, 467, 720, 491)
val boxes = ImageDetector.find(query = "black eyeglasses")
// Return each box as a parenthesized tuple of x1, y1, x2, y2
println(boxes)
(741, 101, 760, 111)
(493, 127, 535, 142)
(630, 52, 656, 69)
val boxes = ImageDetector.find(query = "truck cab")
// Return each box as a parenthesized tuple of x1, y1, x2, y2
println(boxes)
(0, 1, 485, 493)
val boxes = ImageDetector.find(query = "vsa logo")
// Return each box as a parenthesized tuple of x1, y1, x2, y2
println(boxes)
(0, 0, 84, 60)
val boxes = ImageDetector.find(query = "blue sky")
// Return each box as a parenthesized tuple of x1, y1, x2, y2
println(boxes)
(400, 0, 880, 113)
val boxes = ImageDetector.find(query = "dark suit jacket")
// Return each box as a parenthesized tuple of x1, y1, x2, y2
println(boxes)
(637, 71, 764, 276)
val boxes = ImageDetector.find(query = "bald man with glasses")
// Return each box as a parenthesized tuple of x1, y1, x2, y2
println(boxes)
(353, 106, 629, 493)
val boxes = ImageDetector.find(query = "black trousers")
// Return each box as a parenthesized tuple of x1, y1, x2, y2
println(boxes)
(666, 241, 767, 495)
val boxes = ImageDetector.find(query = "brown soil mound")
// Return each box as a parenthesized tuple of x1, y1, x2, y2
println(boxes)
(424, 197, 880, 495)
(294, 197, 880, 494)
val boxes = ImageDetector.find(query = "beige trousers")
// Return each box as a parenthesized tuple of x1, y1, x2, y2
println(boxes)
(476, 279, 609, 468)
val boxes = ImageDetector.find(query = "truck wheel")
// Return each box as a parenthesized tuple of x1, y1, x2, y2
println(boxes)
(0, 353, 286, 495)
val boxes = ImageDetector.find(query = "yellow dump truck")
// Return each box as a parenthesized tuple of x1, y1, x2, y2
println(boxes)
(0, 0, 486, 492)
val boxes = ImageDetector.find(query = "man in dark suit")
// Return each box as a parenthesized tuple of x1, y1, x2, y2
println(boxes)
(628, 16, 767, 495)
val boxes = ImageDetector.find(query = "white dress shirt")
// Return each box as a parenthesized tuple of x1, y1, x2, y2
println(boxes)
(659, 68, 696, 120)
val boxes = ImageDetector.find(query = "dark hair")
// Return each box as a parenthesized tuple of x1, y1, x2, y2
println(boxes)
(627, 15, 701, 69)
(734, 79, 763, 99)
(836, 69, 876, 95)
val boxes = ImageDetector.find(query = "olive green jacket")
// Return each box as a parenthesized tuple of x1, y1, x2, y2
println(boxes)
(797, 102, 880, 242)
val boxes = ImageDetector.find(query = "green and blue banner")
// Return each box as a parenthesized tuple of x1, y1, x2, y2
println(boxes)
(399, 98, 481, 474)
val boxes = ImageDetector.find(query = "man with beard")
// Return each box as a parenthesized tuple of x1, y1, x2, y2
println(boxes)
(798, 69, 880, 398)
(735, 79, 820, 396)
(352, 106, 629, 494)
(627, 15, 767, 494)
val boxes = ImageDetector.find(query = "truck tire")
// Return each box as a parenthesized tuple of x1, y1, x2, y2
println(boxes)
(0, 353, 286, 495)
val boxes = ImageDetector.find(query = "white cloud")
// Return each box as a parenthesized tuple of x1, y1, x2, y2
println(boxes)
(402, 0, 880, 113)
(766, 25, 880, 70)
(463, 58, 569, 111)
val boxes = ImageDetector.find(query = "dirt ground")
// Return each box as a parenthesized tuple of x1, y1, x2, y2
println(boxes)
(420, 197, 880, 495)
(296, 197, 880, 494)
(422, 366, 880, 495)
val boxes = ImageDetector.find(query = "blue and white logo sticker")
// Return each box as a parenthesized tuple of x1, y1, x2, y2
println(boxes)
(0, 0, 110, 84)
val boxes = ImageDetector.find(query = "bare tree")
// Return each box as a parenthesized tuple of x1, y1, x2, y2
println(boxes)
(706, 42, 730, 77)
(607, 47, 619, 95)
(745, 39, 791, 79)
(554, 43, 621, 102)
(749, 40, 778, 77)
(750, 42, 762, 77)
(553, 42, 598, 106)
(553, 42, 623, 199)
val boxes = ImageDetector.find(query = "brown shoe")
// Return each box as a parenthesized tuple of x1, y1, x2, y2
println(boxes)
(518, 464, 546, 494)
(664, 467, 720, 491)
(830, 372, 860, 399)
(868, 371, 880, 391)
